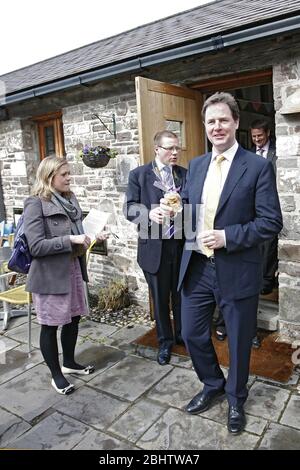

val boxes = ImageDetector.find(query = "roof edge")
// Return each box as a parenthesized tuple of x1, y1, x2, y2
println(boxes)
(3, 13, 300, 107)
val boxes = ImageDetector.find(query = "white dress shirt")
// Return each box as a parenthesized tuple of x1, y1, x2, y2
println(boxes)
(196, 141, 238, 253)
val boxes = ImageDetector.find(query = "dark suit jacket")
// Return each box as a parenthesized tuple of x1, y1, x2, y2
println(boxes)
(178, 146, 282, 300)
(124, 161, 187, 274)
(251, 140, 277, 171)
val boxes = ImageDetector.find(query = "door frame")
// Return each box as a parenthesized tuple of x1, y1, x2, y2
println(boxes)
(190, 69, 272, 93)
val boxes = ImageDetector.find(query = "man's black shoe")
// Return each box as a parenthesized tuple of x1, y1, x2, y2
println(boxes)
(227, 406, 246, 434)
(252, 335, 261, 349)
(185, 389, 225, 414)
(175, 335, 185, 346)
(157, 346, 171, 365)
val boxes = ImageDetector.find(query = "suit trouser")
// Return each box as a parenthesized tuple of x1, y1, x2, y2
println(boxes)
(144, 239, 183, 347)
(181, 252, 258, 407)
(261, 235, 278, 290)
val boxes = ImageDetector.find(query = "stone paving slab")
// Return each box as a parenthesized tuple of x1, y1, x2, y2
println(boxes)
(73, 429, 139, 450)
(0, 408, 31, 449)
(147, 368, 203, 410)
(245, 382, 290, 420)
(0, 345, 43, 386)
(107, 325, 150, 351)
(280, 394, 300, 430)
(67, 343, 126, 383)
(0, 315, 30, 332)
(0, 336, 21, 366)
(0, 314, 299, 450)
(258, 422, 300, 450)
(3, 322, 45, 351)
(54, 385, 130, 430)
(88, 355, 173, 402)
(108, 398, 167, 443)
(78, 319, 118, 342)
(201, 397, 268, 435)
(8, 411, 90, 450)
(0, 363, 83, 422)
(137, 408, 259, 450)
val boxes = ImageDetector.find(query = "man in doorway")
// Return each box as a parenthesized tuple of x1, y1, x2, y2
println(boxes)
(251, 119, 278, 295)
(124, 130, 187, 365)
(215, 119, 278, 347)
(179, 92, 282, 434)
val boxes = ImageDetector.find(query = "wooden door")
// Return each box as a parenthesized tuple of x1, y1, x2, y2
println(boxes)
(135, 77, 205, 168)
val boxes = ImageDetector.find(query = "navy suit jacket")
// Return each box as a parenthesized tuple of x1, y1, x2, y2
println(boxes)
(178, 146, 282, 300)
(251, 140, 277, 171)
(124, 161, 187, 274)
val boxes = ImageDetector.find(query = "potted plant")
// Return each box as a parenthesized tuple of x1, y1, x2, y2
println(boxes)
(78, 144, 118, 168)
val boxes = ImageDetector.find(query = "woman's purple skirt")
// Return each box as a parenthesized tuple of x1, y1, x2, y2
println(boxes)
(32, 257, 88, 326)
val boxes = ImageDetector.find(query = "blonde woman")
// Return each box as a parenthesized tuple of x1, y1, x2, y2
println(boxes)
(24, 156, 107, 395)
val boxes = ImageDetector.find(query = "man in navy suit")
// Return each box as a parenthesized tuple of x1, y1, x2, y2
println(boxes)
(215, 119, 278, 347)
(250, 119, 278, 296)
(179, 93, 282, 434)
(124, 130, 187, 365)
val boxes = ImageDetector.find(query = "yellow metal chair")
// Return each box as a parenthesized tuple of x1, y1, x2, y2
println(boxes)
(0, 273, 32, 357)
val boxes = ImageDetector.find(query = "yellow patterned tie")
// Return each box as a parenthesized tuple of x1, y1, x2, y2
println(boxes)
(202, 154, 225, 257)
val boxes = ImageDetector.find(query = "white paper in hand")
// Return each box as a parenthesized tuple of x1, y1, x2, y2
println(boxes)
(82, 208, 110, 241)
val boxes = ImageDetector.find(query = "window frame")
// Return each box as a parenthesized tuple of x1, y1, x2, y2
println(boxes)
(33, 111, 65, 160)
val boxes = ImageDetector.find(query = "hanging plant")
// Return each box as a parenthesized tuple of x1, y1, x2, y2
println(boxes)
(78, 145, 118, 168)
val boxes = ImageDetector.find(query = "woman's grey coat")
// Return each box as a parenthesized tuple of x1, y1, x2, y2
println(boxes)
(24, 194, 88, 294)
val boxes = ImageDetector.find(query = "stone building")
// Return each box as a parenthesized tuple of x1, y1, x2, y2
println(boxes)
(0, 0, 300, 339)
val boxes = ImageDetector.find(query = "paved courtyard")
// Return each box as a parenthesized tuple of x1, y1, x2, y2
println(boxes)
(0, 315, 300, 450)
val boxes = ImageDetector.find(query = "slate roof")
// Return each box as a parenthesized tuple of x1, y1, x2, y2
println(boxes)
(1, 0, 300, 96)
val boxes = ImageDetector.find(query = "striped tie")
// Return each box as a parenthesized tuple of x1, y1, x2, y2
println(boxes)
(202, 154, 225, 257)
(162, 165, 174, 191)
(257, 147, 264, 157)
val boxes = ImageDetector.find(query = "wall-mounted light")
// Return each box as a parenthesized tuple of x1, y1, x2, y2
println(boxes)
(280, 89, 300, 114)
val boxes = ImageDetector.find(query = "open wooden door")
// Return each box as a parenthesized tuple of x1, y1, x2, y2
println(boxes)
(135, 77, 205, 168)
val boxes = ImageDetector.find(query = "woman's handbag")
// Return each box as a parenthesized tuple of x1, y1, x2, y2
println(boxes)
(7, 215, 32, 274)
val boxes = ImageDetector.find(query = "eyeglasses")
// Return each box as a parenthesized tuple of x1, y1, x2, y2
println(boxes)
(158, 145, 182, 153)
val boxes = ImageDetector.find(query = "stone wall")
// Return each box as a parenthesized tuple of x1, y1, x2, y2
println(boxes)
(273, 58, 300, 339)
(0, 119, 39, 219)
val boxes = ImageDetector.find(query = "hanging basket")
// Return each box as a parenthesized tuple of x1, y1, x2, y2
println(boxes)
(82, 153, 110, 168)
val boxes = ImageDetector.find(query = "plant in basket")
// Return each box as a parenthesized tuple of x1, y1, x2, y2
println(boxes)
(78, 144, 118, 168)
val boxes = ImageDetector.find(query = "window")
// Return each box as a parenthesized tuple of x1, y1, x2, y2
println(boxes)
(33, 111, 65, 160)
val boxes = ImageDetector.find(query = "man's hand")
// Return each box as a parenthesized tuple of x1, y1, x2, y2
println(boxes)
(159, 197, 175, 218)
(149, 206, 165, 224)
(199, 230, 225, 250)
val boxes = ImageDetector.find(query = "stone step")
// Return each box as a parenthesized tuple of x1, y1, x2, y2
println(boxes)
(257, 299, 279, 331)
